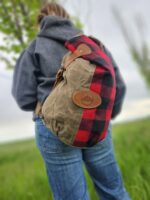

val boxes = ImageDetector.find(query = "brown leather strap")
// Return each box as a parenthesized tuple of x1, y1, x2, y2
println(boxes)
(35, 101, 43, 117)
(64, 43, 92, 69)
(53, 44, 92, 88)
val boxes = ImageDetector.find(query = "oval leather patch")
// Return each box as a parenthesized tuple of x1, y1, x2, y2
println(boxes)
(72, 90, 102, 109)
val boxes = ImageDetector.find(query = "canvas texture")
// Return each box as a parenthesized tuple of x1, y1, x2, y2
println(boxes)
(42, 35, 116, 148)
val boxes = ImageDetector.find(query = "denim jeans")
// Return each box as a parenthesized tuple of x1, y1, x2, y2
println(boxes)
(35, 117, 131, 200)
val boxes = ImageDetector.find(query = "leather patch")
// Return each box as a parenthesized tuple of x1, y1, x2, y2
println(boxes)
(75, 43, 92, 56)
(64, 44, 92, 69)
(72, 90, 102, 109)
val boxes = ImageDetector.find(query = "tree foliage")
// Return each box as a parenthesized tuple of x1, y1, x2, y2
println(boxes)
(0, 0, 83, 69)
(0, 0, 43, 68)
(113, 8, 150, 88)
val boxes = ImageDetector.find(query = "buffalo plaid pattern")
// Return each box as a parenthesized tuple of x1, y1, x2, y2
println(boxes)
(65, 35, 116, 147)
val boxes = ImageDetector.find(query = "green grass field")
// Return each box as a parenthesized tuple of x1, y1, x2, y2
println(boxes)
(0, 117, 150, 200)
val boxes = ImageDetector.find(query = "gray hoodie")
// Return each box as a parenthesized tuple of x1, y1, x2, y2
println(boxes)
(12, 15, 126, 120)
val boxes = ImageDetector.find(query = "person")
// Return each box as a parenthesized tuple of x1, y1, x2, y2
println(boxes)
(12, 2, 131, 200)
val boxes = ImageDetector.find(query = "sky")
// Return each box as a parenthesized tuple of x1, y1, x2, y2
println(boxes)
(0, 0, 150, 143)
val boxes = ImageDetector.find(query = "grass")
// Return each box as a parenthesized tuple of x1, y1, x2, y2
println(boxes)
(112, 118, 150, 200)
(0, 117, 150, 200)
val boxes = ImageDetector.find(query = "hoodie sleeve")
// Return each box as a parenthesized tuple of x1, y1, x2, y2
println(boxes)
(104, 48, 126, 119)
(12, 49, 38, 111)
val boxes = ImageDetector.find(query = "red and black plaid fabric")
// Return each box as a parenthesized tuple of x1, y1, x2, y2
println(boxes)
(65, 35, 116, 147)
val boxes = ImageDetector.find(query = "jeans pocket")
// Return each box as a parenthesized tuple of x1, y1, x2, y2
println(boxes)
(35, 118, 69, 153)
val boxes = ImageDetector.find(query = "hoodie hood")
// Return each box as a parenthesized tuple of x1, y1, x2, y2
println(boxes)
(38, 15, 82, 43)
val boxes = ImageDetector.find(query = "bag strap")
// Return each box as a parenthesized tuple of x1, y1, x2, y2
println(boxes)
(63, 36, 104, 69)
(63, 43, 92, 69)
(35, 101, 43, 117)
(53, 43, 92, 88)
(53, 36, 105, 88)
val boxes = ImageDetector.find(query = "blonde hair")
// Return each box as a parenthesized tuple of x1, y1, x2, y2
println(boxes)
(37, 3, 70, 25)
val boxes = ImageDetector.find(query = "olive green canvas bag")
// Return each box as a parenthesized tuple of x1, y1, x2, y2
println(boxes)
(41, 35, 116, 148)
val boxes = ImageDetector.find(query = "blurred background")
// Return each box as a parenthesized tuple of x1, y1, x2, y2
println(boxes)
(0, 0, 150, 200)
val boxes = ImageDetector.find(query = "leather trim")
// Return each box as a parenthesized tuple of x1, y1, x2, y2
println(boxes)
(64, 44, 92, 69)
(72, 90, 102, 109)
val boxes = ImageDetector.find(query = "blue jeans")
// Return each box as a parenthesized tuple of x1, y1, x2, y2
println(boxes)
(35, 117, 131, 200)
